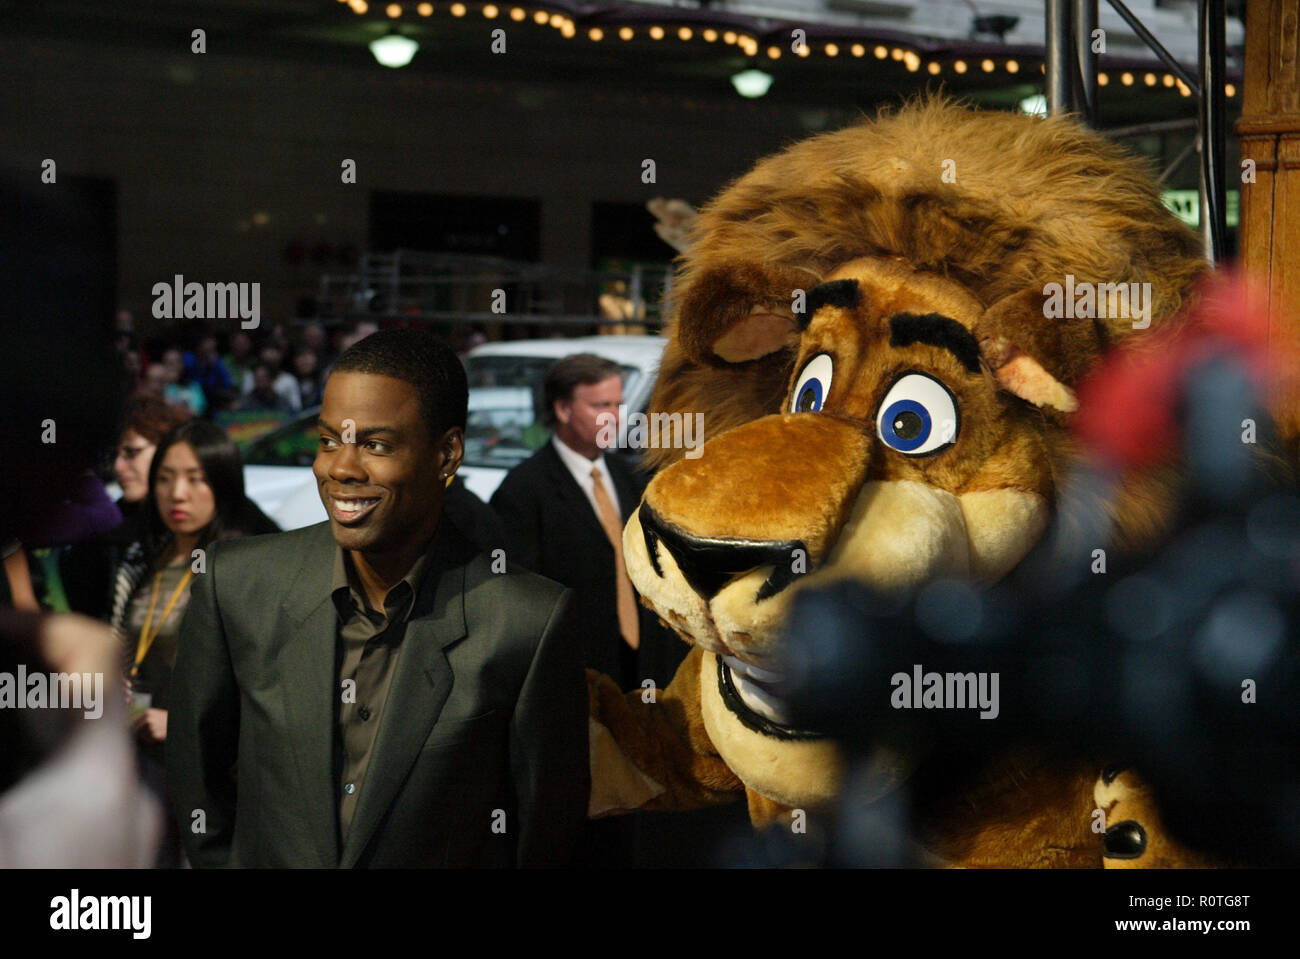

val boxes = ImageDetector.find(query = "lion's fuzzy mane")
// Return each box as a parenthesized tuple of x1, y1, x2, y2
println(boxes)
(647, 96, 1206, 461)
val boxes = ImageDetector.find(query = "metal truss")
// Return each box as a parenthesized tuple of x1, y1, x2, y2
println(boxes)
(1046, 0, 1228, 262)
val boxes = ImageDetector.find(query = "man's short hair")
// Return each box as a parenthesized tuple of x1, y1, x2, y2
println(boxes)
(541, 353, 624, 428)
(331, 328, 468, 441)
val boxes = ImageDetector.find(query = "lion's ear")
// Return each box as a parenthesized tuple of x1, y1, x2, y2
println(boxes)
(976, 287, 1091, 413)
(980, 335, 1079, 413)
(711, 306, 800, 362)
(677, 264, 809, 366)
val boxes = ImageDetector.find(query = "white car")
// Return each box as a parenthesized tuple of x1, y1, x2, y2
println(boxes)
(241, 334, 666, 531)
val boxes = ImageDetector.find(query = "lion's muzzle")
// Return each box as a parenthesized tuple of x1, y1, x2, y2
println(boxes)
(638, 503, 808, 603)
(623, 414, 874, 664)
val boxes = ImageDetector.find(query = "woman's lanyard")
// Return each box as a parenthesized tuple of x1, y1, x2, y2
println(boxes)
(131, 566, 195, 680)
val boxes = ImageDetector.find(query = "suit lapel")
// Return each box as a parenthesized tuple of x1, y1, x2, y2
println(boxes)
(338, 534, 468, 868)
(280, 523, 343, 868)
(542, 443, 610, 545)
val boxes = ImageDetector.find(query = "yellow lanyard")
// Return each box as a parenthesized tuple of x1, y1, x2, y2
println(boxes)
(131, 566, 195, 679)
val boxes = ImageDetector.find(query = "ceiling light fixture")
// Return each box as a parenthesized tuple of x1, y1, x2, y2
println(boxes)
(369, 33, 419, 67)
(731, 69, 773, 98)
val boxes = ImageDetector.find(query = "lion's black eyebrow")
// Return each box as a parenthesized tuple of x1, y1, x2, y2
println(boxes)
(888, 312, 981, 374)
(800, 279, 861, 329)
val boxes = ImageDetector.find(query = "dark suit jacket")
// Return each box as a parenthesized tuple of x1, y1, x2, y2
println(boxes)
(442, 475, 507, 555)
(166, 520, 589, 868)
(491, 444, 682, 690)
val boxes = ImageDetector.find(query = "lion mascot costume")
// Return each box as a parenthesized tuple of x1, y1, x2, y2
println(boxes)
(585, 97, 1217, 867)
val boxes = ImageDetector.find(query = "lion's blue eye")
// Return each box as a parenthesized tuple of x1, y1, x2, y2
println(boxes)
(790, 353, 833, 414)
(876, 373, 959, 455)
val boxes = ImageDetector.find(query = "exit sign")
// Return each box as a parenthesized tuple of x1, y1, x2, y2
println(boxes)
(1162, 189, 1240, 228)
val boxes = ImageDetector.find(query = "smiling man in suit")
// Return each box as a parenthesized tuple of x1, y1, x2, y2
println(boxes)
(167, 329, 588, 868)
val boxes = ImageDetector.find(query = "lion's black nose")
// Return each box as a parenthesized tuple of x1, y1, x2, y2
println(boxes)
(639, 502, 807, 602)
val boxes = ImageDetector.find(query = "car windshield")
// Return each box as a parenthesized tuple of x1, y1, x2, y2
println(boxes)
(240, 353, 643, 472)
(462, 354, 638, 471)
(242, 410, 320, 467)
(465, 355, 560, 391)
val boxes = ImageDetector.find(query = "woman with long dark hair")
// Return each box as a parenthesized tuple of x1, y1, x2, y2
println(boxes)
(107, 419, 276, 866)
(57, 395, 192, 620)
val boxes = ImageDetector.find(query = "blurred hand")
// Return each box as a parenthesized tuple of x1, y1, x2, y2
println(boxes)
(134, 708, 168, 744)
(0, 613, 164, 867)
(41, 612, 117, 677)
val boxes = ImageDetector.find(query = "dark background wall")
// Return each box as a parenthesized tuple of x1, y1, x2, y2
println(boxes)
(0, 2, 1232, 336)
(1, 33, 853, 332)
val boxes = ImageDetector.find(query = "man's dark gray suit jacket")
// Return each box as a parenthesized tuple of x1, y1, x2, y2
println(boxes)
(166, 520, 589, 867)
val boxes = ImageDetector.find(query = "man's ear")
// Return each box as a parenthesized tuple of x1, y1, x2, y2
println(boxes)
(439, 427, 465, 481)
(554, 399, 571, 426)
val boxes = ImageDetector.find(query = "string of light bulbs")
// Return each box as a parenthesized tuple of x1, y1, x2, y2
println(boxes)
(344, 0, 1237, 97)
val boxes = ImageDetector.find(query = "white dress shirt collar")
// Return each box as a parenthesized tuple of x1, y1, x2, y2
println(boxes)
(551, 434, 620, 519)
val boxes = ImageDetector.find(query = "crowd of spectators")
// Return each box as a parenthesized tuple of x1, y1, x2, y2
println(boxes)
(113, 312, 355, 419)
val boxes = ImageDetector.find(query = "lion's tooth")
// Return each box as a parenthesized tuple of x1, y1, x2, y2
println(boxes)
(728, 664, 792, 726)
(722, 654, 784, 685)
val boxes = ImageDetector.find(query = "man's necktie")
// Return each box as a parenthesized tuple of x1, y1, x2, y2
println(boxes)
(591, 466, 640, 650)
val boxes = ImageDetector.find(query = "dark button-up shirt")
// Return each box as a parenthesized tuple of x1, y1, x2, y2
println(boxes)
(330, 537, 437, 844)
